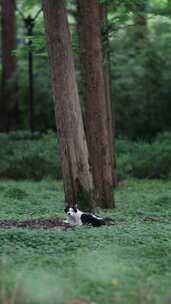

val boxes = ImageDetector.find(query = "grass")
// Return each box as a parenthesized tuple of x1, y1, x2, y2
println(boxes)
(0, 178, 171, 304)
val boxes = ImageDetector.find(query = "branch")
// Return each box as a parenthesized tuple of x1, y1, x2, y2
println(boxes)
(15, 3, 42, 22)
(15, 3, 25, 21)
(33, 8, 43, 21)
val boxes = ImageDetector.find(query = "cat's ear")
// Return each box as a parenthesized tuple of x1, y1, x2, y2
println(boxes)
(73, 205, 78, 213)
(64, 203, 69, 213)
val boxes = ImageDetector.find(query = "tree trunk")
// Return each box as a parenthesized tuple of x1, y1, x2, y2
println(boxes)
(99, 3, 117, 187)
(0, 0, 19, 131)
(42, 0, 94, 211)
(133, 1, 148, 49)
(76, 0, 115, 208)
(167, 0, 171, 15)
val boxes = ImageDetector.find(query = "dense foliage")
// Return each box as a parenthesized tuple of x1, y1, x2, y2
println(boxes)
(12, 0, 171, 139)
(0, 131, 61, 180)
(0, 131, 170, 180)
(112, 14, 171, 139)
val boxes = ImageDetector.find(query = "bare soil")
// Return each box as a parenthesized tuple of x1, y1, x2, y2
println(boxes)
(0, 217, 71, 229)
(0, 217, 127, 229)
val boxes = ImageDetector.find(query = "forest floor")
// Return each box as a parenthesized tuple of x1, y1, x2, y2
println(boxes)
(0, 178, 170, 304)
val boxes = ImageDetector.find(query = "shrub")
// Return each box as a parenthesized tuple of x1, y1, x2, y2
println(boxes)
(116, 134, 171, 180)
(0, 131, 170, 180)
(130, 141, 171, 179)
(0, 131, 62, 180)
(155, 131, 171, 144)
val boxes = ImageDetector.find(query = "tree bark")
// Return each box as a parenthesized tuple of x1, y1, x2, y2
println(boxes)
(0, 0, 19, 131)
(99, 3, 117, 187)
(42, 0, 94, 211)
(133, 1, 148, 49)
(76, 0, 115, 208)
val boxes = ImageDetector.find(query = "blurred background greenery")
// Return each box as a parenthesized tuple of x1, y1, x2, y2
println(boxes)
(9, 0, 171, 139)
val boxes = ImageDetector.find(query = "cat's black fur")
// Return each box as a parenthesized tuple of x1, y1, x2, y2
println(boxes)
(80, 213, 105, 227)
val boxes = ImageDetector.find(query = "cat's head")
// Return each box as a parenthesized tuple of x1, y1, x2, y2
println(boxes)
(64, 204, 82, 225)
(64, 204, 78, 215)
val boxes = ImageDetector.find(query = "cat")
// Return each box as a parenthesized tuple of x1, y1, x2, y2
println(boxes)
(64, 205, 106, 227)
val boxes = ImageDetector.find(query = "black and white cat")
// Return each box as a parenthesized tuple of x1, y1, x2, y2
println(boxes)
(64, 205, 106, 227)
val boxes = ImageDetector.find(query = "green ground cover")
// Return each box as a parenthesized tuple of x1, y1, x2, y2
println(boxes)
(0, 179, 171, 304)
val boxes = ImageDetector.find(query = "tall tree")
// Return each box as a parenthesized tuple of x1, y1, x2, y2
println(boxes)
(133, 0, 148, 49)
(0, 0, 19, 131)
(42, 0, 94, 211)
(167, 0, 171, 14)
(99, 1, 117, 187)
(76, 0, 115, 208)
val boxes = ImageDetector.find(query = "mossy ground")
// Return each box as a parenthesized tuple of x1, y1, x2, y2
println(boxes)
(0, 179, 170, 304)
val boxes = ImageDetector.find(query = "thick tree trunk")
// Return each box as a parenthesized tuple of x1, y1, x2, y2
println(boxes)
(76, 0, 115, 208)
(99, 3, 117, 187)
(42, 0, 94, 211)
(0, 0, 19, 131)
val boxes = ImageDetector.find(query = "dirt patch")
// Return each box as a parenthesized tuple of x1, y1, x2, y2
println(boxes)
(0, 217, 127, 230)
(0, 217, 71, 230)
(65, 299, 93, 304)
(142, 216, 170, 224)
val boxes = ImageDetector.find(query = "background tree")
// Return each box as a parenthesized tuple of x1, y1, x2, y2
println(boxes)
(99, 0, 117, 186)
(133, 0, 148, 49)
(77, 0, 115, 208)
(0, 0, 170, 139)
(0, 0, 19, 131)
(167, 0, 171, 14)
(42, 0, 94, 211)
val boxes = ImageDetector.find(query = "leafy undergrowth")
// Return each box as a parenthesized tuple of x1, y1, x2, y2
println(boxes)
(0, 131, 171, 180)
(0, 179, 171, 304)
